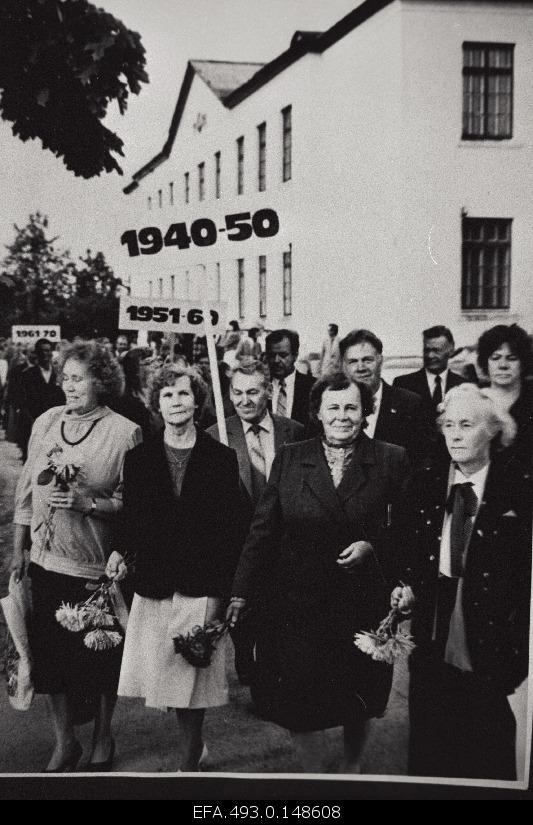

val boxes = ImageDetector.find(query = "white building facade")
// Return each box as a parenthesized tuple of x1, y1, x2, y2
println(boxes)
(123, 0, 533, 358)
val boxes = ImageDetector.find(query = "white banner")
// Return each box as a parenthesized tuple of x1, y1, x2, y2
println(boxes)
(12, 325, 61, 343)
(118, 296, 227, 334)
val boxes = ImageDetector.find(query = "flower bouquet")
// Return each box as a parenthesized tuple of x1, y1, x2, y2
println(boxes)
(354, 608, 415, 665)
(55, 576, 124, 651)
(36, 443, 81, 552)
(173, 620, 230, 668)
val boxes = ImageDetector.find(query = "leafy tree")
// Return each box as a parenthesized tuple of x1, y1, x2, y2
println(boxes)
(60, 249, 123, 339)
(0, 0, 148, 177)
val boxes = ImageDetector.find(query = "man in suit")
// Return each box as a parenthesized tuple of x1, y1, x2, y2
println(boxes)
(207, 357, 304, 684)
(393, 384, 531, 780)
(340, 329, 432, 465)
(19, 338, 65, 461)
(393, 325, 468, 416)
(265, 329, 315, 427)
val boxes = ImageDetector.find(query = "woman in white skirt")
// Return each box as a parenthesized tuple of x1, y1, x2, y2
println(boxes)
(116, 364, 247, 770)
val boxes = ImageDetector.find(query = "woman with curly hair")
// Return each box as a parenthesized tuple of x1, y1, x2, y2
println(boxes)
(117, 364, 246, 771)
(10, 340, 142, 772)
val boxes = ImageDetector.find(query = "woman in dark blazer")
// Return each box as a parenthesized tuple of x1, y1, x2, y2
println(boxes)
(227, 373, 411, 772)
(117, 364, 246, 771)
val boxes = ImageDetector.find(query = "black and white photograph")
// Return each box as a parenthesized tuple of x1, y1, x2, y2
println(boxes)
(0, 0, 532, 802)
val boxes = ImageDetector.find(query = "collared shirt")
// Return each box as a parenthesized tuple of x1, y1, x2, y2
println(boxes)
(243, 410, 276, 479)
(364, 380, 384, 439)
(272, 370, 296, 419)
(425, 368, 449, 399)
(39, 366, 53, 384)
(439, 462, 489, 576)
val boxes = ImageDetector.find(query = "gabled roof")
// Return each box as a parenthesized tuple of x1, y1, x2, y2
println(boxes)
(125, 0, 530, 192)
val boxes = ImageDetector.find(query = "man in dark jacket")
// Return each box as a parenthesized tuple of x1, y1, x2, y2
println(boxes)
(394, 384, 531, 780)
(265, 329, 315, 427)
(19, 338, 65, 460)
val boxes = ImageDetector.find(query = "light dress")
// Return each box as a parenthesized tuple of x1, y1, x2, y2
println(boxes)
(118, 442, 229, 710)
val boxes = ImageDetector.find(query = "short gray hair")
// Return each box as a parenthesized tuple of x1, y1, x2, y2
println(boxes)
(437, 383, 517, 448)
(229, 357, 270, 387)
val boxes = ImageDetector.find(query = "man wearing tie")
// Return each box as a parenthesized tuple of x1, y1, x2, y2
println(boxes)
(265, 329, 315, 427)
(207, 358, 304, 684)
(394, 384, 531, 780)
(393, 326, 468, 417)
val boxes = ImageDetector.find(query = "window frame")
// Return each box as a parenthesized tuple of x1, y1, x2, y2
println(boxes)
(282, 105, 292, 181)
(214, 151, 221, 199)
(462, 42, 514, 141)
(198, 162, 205, 202)
(257, 122, 266, 192)
(461, 217, 512, 310)
(184, 171, 190, 204)
(238, 258, 245, 319)
(237, 136, 244, 195)
(282, 247, 292, 316)
(258, 255, 267, 318)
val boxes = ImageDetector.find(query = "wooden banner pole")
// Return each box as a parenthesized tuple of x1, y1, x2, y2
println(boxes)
(197, 265, 228, 446)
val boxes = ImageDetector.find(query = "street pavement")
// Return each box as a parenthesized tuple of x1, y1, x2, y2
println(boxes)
(0, 431, 408, 776)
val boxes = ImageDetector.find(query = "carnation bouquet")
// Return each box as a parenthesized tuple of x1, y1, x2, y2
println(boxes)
(36, 443, 81, 553)
(55, 576, 124, 651)
(173, 620, 230, 668)
(354, 607, 415, 665)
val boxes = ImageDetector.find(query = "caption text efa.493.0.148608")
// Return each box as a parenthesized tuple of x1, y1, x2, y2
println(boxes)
(120, 209, 279, 257)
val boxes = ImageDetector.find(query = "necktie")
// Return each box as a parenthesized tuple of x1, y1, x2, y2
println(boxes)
(248, 423, 266, 501)
(432, 374, 443, 408)
(276, 379, 287, 417)
(446, 482, 478, 578)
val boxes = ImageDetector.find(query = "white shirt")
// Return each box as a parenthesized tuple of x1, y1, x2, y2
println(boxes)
(439, 462, 490, 577)
(272, 370, 296, 419)
(0, 359, 7, 387)
(243, 410, 276, 479)
(364, 380, 384, 439)
(39, 366, 53, 384)
(425, 368, 449, 399)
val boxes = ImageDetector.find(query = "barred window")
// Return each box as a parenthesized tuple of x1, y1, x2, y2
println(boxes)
(237, 136, 244, 195)
(259, 255, 267, 318)
(198, 162, 205, 201)
(283, 248, 292, 316)
(463, 43, 513, 140)
(462, 218, 511, 310)
(258, 123, 266, 192)
(238, 258, 245, 319)
(184, 171, 190, 204)
(282, 105, 292, 181)
(215, 152, 221, 199)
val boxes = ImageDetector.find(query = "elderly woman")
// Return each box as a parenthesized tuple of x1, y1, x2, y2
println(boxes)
(477, 323, 533, 467)
(227, 373, 410, 773)
(395, 383, 531, 780)
(10, 341, 142, 772)
(117, 364, 245, 771)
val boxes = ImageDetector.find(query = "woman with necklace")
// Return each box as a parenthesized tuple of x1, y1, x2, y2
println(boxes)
(117, 364, 245, 771)
(227, 373, 411, 773)
(10, 341, 142, 772)
(476, 324, 533, 469)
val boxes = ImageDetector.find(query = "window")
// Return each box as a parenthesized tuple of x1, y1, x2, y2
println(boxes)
(159, 278, 163, 297)
(282, 105, 292, 181)
(238, 258, 245, 319)
(216, 262, 221, 301)
(184, 172, 190, 204)
(237, 136, 244, 195)
(283, 247, 292, 316)
(462, 218, 511, 309)
(258, 255, 267, 317)
(170, 275, 175, 298)
(169, 182, 174, 206)
(214, 152, 221, 199)
(463, 43, 513, 140)
(257, 122, 266, 191)
(158, 189, 163, 208)
(148, 196, 152, 210)
(198, 162, 205, 201)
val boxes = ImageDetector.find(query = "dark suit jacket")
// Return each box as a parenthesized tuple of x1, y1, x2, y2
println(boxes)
(374, 380, 433, 466)
(119, 427, 247, 600)
(20, 365, 65, 422)
(207, 413, 305, 502)
(231, 434, 411, 728)
(270, 370, 315, 426)
(393, 368, 467, 408)
(405, 453, 532, 694)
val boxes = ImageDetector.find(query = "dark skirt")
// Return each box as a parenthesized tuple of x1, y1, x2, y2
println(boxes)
(28, 563, 123, 704)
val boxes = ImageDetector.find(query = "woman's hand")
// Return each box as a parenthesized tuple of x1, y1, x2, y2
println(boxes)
(10, 549, 26, 584)
(105, 551, 127, 582)
(205, 597, 224, 625)
(391, 584, 415, 614)
(337, 540, 373, 570)
(226, 597, 247, 628)
(48, 489, 93, 514)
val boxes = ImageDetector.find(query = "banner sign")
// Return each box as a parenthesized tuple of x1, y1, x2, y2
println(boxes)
(118, 296, 227, 334)
(12, 325, 61, 342)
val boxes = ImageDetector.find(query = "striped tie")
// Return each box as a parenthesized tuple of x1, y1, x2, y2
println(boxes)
(248, 423, 266, 501)
(276, 378, 287, 417)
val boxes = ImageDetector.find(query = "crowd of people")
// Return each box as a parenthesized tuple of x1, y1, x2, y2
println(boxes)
(2, 319, 532, 779)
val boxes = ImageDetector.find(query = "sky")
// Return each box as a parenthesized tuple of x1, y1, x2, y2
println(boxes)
(0, 0, 357, 266)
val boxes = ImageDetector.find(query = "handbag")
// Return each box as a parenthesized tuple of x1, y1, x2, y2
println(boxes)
(0, 572, 34, 711)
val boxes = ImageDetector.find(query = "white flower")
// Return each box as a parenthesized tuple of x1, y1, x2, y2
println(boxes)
(83, 604, 114, 628)
(83, 629, 123, 651)
(354, 632, 380, 656)
(55, 603, 87, 632)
